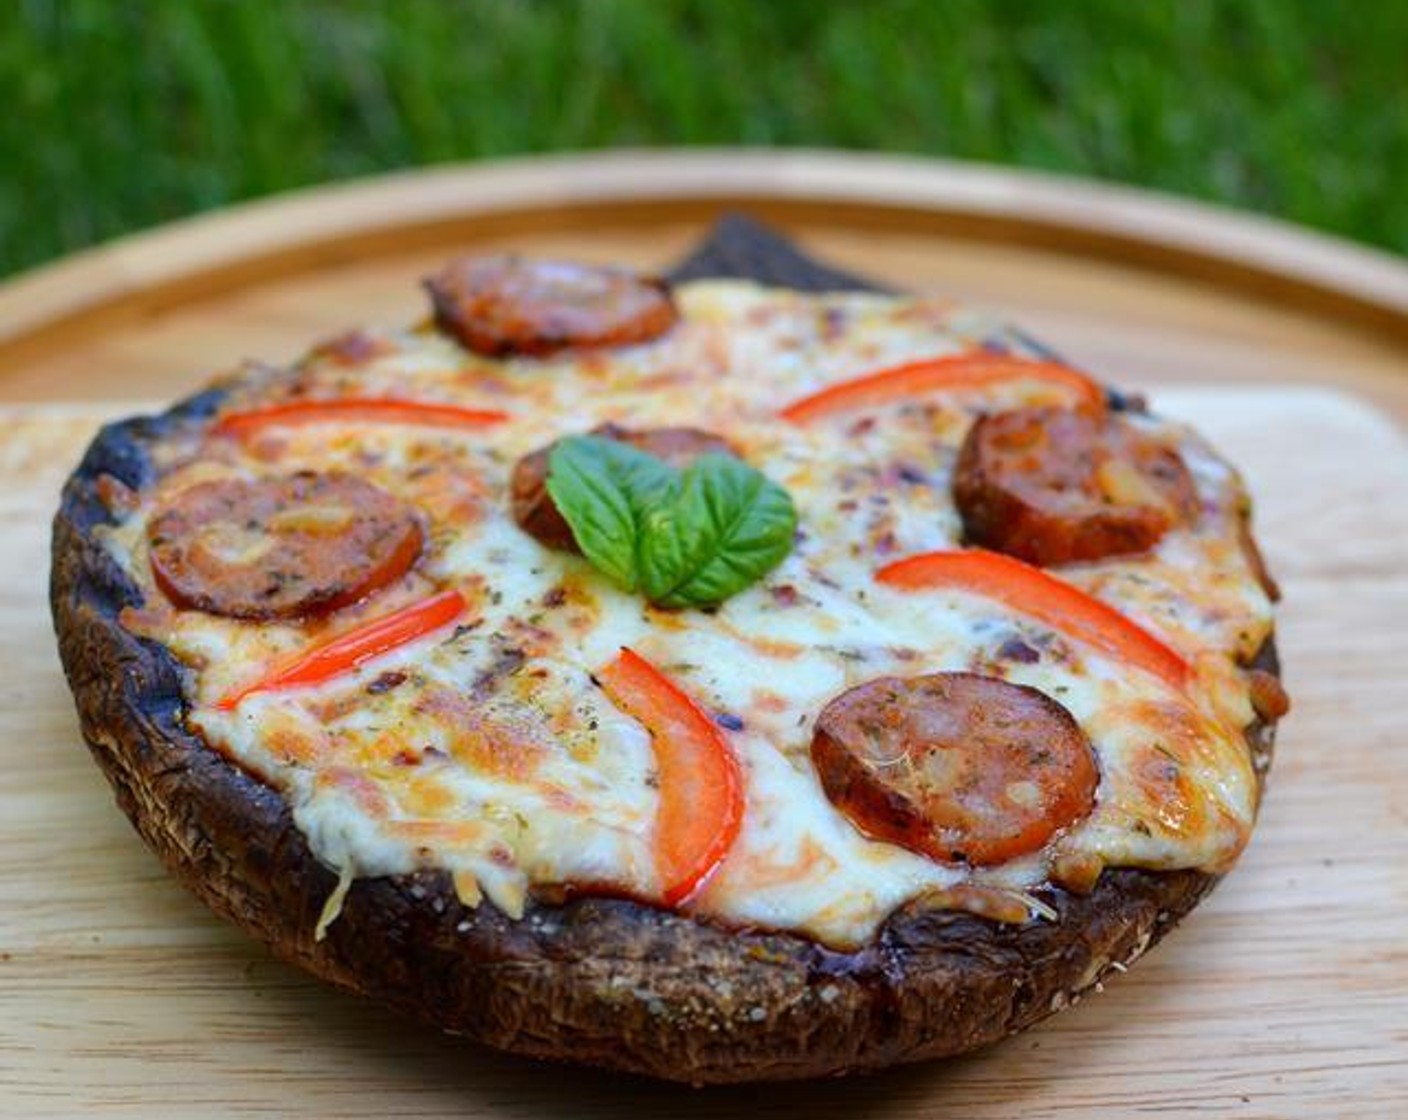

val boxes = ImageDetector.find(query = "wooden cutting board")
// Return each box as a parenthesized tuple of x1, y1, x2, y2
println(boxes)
(3, 153, 1407, 1117)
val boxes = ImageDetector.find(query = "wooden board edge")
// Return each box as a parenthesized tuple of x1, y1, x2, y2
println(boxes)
(4, 149, 1408, 367)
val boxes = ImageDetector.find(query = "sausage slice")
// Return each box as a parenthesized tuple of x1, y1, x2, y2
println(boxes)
(149, 473, 423, 620)
(511, 424, 736, 551)
(425, 255, 679, 357)
(954, 406, 1198, 566)
(811, 673, 1099, 866)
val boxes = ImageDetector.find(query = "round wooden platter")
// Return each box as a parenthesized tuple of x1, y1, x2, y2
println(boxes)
(2, 148, 1408, 415)
(5, 152, 1408, 1119)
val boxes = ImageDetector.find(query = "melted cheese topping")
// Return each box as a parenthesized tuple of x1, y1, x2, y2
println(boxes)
(101, 282, 1274, 948)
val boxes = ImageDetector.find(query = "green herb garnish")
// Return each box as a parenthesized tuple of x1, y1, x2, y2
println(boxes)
(545, 436, 796, 610)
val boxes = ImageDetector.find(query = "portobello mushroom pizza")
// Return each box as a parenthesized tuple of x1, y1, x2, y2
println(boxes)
(51, 224, 1288, 1084)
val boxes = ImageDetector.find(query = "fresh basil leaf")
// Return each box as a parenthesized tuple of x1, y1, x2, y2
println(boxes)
(545, 435, 676, 592)
(546, 437, 797, 610)
(639, 453, 797, 609)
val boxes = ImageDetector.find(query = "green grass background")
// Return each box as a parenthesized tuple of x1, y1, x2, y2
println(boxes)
(4, 0, 1406, 277)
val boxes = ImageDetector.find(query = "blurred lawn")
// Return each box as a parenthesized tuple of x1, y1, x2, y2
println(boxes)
(3, 0, 1406, 277)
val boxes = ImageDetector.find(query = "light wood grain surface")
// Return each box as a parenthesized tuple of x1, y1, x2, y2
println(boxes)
(4, 154, 1408, 1116)
(4, 390, 1406, 1118)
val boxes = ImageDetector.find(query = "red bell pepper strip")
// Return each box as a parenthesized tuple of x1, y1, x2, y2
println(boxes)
(213, 398, 510, 439)
(876, 549, 1188, 690)
(597, 648, 744, 906)
(215, 589, 466, 711)
(779, 354, 1105, 424)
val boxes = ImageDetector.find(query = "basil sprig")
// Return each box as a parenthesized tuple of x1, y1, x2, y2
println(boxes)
(545, 435, 797, 609)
